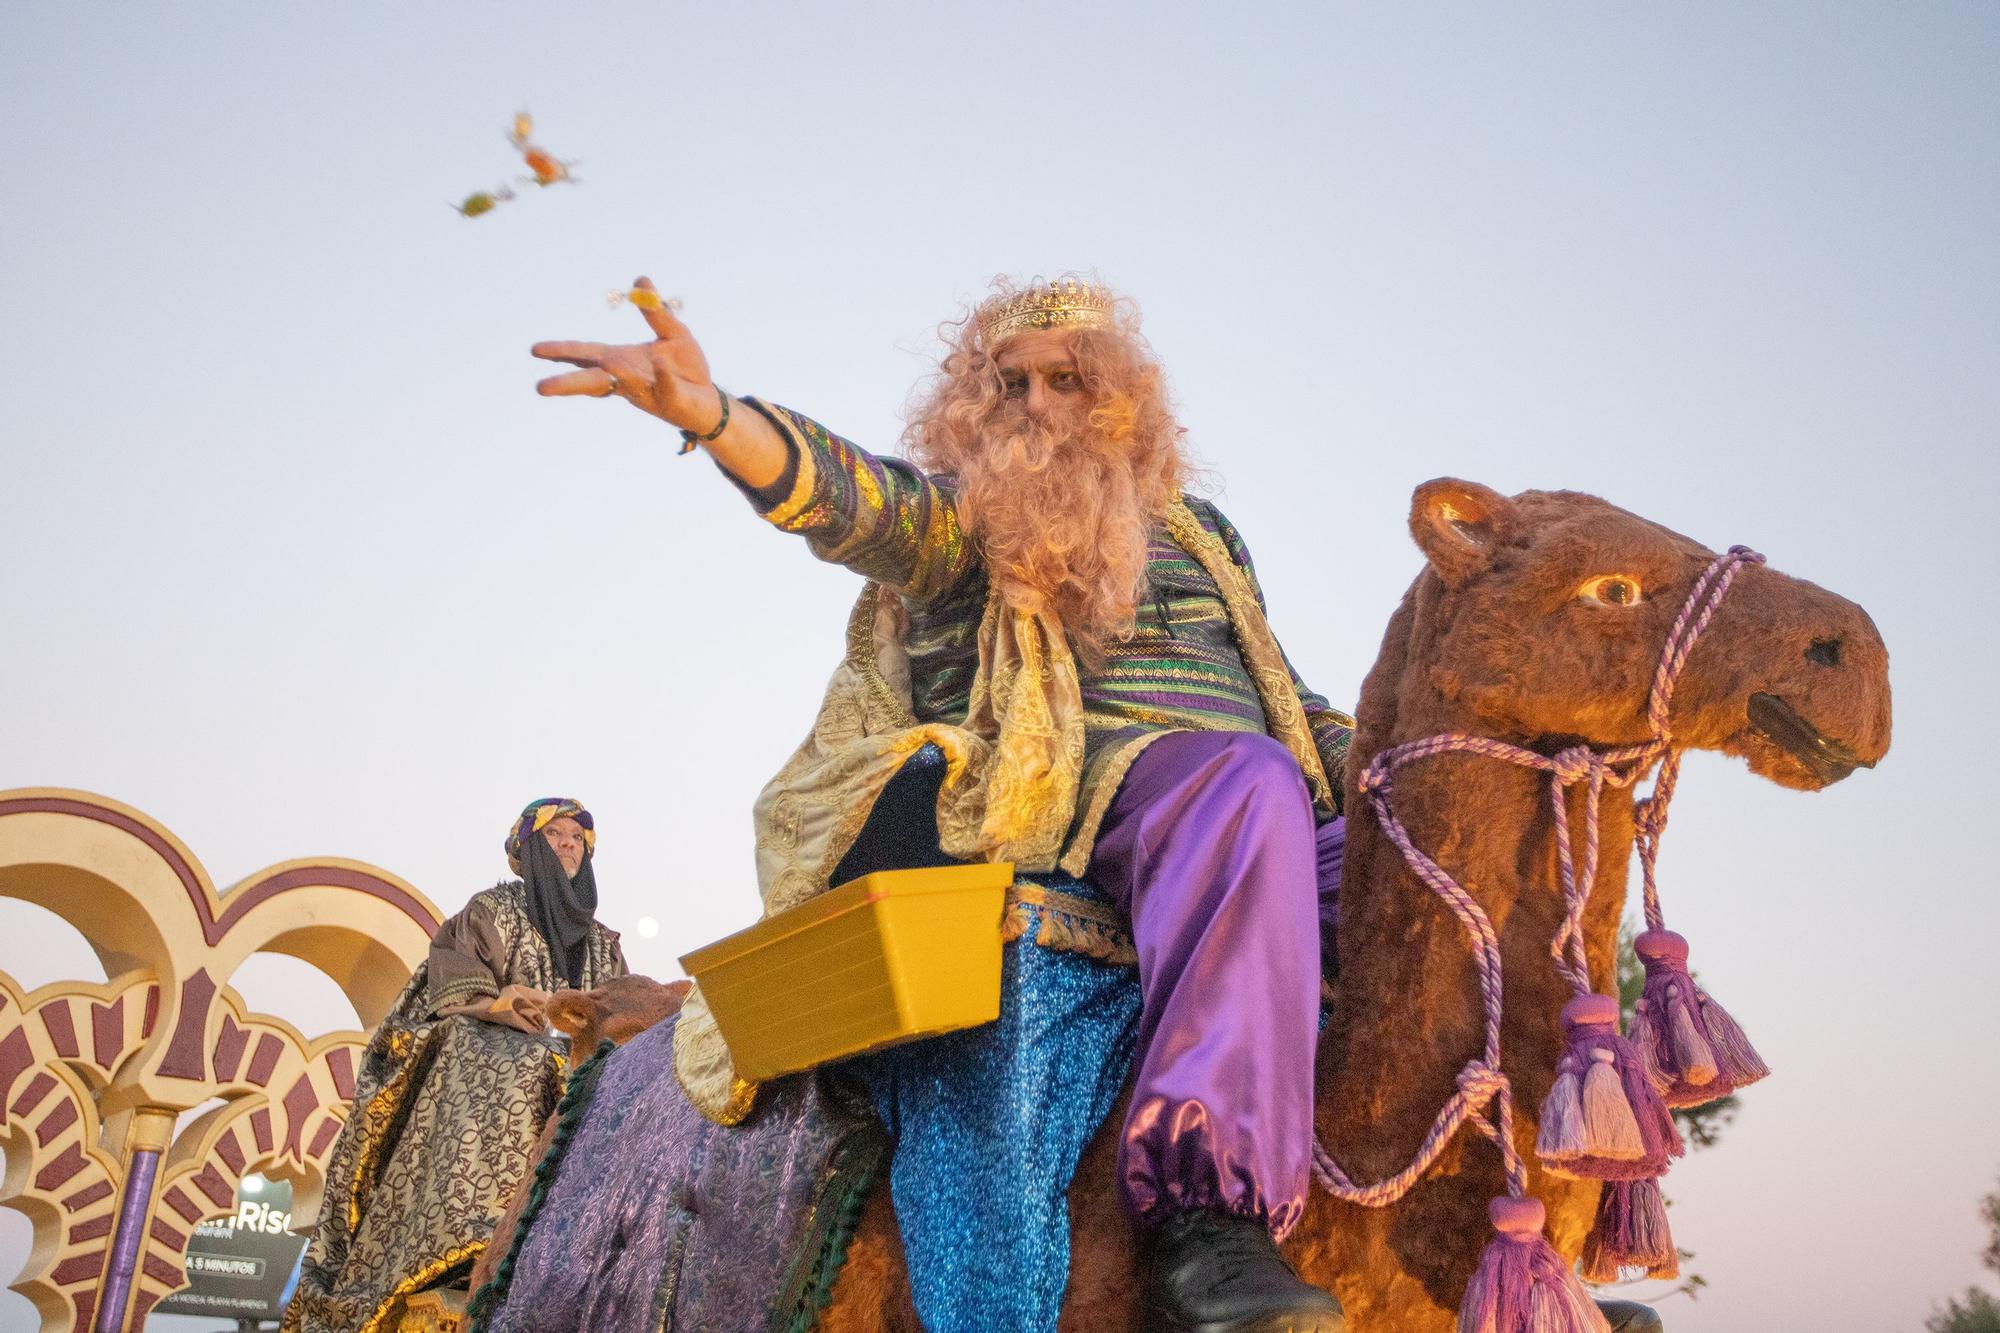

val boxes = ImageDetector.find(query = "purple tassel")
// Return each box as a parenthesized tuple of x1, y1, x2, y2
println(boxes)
(1579, 1178, 1680, 1284)
(1632, 930, 1770, 1107)
(1536, 994, 1683, 1180)
(1458, 1196, 1612, 1333)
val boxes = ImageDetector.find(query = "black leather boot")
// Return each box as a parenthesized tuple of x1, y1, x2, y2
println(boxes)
(1146, 1210, 1345, 1332)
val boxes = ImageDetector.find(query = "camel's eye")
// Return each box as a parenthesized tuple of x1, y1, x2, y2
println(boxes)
(1579, 575, 1644, 607)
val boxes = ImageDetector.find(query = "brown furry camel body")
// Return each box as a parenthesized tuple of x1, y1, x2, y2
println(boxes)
(809, 480, 1891, 1332)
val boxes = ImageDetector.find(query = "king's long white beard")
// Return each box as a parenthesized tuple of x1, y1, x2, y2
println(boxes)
(953, 413, 1152, 651)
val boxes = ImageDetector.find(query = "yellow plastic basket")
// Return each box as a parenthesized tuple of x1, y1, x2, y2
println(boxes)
(679, 862, 1014, 1084)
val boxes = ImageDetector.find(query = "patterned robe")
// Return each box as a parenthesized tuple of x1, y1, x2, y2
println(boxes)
(738, 398, 1354, 832)
(282, 881, 626, 1333)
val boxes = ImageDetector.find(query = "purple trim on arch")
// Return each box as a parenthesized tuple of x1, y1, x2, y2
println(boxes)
(0, 795, 439, 943)
(93, 1143, 160, 1333)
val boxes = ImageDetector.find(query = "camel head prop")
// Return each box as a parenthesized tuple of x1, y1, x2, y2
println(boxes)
(1301, 479, 1892, 1331)
(1387, 478, 1890, 786)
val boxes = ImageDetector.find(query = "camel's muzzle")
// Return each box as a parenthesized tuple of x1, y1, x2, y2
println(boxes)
(1746, 691, 1875, 784)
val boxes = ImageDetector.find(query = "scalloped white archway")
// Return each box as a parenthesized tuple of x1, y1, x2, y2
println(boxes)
(0, 789, 441, 1333)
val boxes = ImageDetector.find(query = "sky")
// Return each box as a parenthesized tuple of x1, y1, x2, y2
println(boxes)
(2, 4, 1996, 1330)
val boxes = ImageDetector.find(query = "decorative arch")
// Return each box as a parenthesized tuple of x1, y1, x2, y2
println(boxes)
(0, 789, 441, 1333)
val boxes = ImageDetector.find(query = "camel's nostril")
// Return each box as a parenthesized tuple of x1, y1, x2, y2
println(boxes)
(1806, 638, 1842, 667)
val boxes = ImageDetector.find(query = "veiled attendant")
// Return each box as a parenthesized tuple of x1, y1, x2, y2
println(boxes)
(282, 799, 627, 1333)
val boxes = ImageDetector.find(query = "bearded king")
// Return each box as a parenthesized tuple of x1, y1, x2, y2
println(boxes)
(533, 276, 1352, 1332)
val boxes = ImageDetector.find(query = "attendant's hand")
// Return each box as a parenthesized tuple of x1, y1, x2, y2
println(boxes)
(436, 983, 550, 1033)
(487, 983, 553, 1034)
(531, 276, 728, 437)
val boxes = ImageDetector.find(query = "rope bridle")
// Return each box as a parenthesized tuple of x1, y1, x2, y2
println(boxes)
(1311, 545, 1764, 1206)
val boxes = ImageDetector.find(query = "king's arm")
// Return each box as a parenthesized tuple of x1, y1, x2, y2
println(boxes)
(724, 399, 977, 602)
(1203, 501, 1356, 815)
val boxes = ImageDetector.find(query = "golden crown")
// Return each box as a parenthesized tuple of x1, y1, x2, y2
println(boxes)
(975, 278, 1115, 346)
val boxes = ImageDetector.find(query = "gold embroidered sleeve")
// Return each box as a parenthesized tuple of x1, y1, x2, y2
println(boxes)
(729, 399, 978, 604)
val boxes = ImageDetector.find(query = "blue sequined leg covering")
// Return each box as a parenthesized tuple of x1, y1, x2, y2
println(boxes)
(861, 880, 1142, 1333)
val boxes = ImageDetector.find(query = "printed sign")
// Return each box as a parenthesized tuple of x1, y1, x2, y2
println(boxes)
(152, 1176, 308, 1322)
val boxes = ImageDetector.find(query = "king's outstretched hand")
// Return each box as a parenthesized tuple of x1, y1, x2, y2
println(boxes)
(532, 275, 722, 431)
(532, 276, 789, 487)
(536, 276, 792, 488)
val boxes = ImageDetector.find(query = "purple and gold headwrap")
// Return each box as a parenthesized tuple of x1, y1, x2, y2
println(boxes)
(505, 797, 596, 874)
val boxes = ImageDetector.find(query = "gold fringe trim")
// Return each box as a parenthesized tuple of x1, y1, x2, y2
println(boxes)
(1004, 882, 1137, 967)
(1001, 900, 1035, 944)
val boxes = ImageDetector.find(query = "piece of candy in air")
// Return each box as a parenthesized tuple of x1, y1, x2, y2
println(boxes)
(520, 145, 576, 187)
(501, 109, 578, 187)
(453, 187, 515, 218)
(606, 288, 678, 313)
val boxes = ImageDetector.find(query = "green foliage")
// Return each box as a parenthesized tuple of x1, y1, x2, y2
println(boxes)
(1926, 1288, 2000, 1333)
(1924, 1174, 2000, 1332)
(1654, 1263, 1707, 1305)
(1983, 1182, 2000, 1277)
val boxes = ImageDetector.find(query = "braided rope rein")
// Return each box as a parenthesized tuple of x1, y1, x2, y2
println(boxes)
(1310, 545, 1764, 1208)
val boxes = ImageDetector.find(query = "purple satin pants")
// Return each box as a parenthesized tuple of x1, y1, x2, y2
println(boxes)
(1087, 731, 1344, 1240)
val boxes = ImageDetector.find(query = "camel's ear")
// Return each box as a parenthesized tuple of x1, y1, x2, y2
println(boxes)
(544, 990, 603, 1041)
(1409, 479, 1518, 588)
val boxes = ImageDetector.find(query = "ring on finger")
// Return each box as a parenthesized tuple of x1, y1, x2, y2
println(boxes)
(598, 371, 623, 398)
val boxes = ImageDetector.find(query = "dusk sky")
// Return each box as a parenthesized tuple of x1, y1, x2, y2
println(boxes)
(3, 5, 1996, 1330)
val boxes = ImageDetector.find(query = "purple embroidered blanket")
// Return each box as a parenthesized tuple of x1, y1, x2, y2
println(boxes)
(471, 1015, 884, 1333)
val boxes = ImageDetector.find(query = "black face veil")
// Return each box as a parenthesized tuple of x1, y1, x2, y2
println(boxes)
(518, 831, 597, 986)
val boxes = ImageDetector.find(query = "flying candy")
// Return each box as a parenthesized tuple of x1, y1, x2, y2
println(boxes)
(606, 287, 677, 312)
(508, 110, 578, 188)
(453, 187, 516, 218)
(452, 112, 577, 218)
(521, 147, 575, 187)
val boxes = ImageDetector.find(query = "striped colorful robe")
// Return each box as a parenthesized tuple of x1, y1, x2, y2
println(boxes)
(738, 399, 1353, 832)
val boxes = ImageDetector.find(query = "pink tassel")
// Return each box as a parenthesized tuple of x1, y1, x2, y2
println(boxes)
(1632, 930, 1770, 1107)
(1538, 1058, 1586, 1159)
(1537, 994, 1682, 1180)
(1458, 1196, 1612, 1333)
(1579, 1178, 1680, 1284)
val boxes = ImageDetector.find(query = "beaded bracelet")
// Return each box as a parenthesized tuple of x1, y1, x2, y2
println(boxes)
(678, 389, 731, 455)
